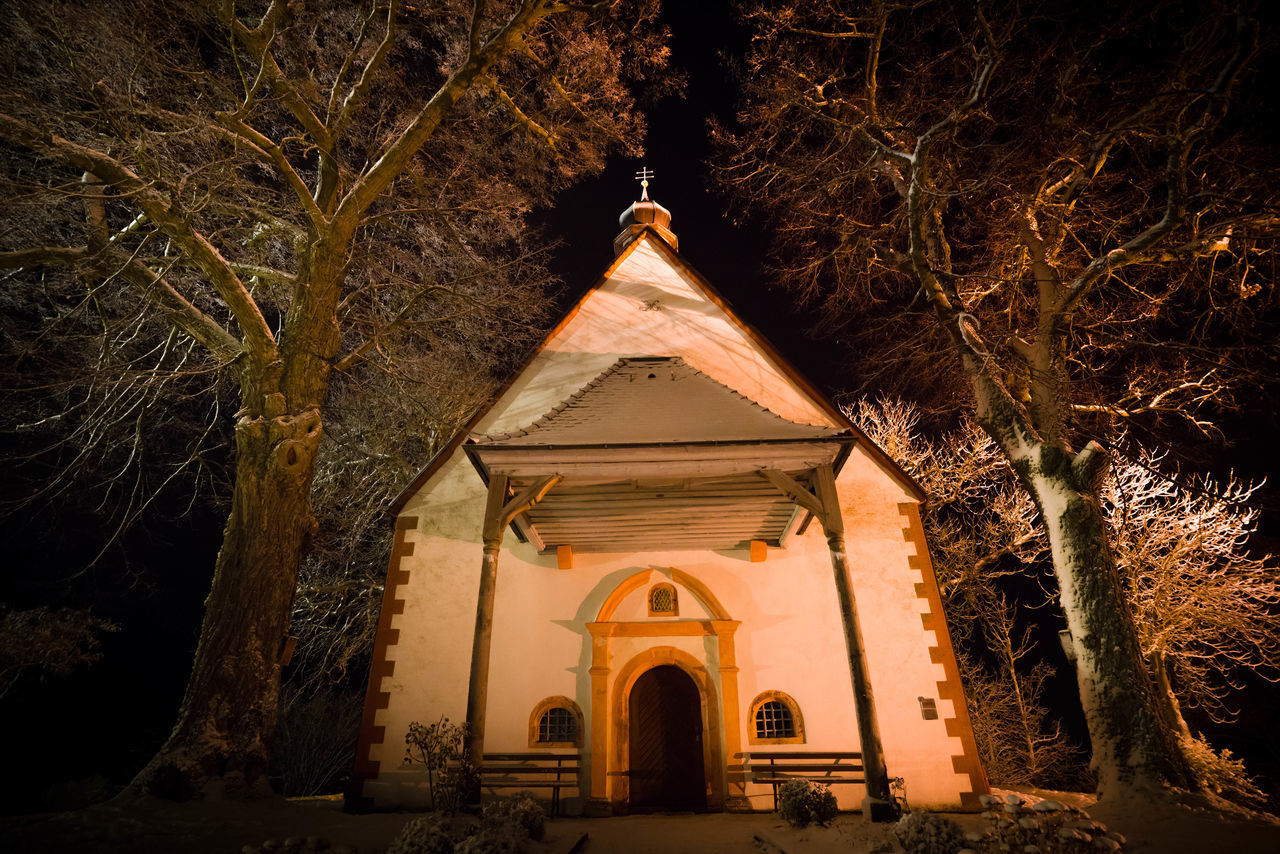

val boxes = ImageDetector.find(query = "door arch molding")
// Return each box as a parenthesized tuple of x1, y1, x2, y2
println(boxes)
(608, 646, 725, 811)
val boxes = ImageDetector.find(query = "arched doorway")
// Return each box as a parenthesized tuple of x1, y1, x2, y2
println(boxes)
(627, 665, 708, 812)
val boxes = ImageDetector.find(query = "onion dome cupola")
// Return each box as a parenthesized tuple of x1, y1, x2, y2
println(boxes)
(614, 167, 677, 256)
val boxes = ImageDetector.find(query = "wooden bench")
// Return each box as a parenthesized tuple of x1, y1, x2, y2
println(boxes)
(736, 751, 865, 810)
(478, 752, 581, 817)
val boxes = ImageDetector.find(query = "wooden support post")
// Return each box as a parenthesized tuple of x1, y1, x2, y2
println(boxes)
(761, 466, 895, 820)
(465, 474, 509, 777)
(812, 464, 894, 820)
(465, 473, 562, 789)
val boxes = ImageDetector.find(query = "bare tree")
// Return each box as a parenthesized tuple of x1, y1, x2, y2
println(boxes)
(1103, 460, 1280, 730)
(720, 0, 1278, 799)
(955, 598, 1088, 789)
(854, 399, 1279, 802)
(0, 0, 671, 798)
(855, 399, 1084, 788)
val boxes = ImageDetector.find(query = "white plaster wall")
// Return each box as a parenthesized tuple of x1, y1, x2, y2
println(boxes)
(367, 444, 971, 810)
(836, 450, 975, 809)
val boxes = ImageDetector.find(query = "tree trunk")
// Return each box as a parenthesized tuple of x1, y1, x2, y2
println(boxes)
(962, 354, 1192, 798)
(1149, 650, 1195, 742)
(1021, 443, 1192, 798)
(129, 405, 323, 799)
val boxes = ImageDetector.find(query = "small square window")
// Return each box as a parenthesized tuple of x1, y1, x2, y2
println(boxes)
(648, 583, 677, 616)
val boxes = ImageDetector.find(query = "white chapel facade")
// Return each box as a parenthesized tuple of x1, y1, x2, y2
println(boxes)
(348, 190, 987, 815)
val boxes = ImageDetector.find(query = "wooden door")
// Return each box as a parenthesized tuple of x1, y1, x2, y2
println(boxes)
(627, 664, 707, 812)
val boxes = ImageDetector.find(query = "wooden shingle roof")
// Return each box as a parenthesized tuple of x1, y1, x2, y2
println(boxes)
(475, 357, 845, 447)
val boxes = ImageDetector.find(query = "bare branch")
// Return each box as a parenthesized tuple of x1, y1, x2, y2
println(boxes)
(0, 114, 277, 362)
(0, 246, 242, 362)
(336, 0, 557, 231)
(332, 1, 400, 142)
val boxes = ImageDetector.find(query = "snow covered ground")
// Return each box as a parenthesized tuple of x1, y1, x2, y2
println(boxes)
(1, 788, 1277, 853)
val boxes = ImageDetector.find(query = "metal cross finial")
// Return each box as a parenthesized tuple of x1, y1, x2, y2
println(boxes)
(635, 166, 654, 201)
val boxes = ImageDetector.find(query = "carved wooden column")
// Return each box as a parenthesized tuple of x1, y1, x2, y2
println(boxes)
(464, 474, 561, 776)
(761, 465, 894, 820)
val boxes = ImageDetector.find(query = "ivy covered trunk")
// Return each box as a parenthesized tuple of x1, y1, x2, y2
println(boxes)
(1015, 442, 1192, 798)
(131, 403, 323, 799)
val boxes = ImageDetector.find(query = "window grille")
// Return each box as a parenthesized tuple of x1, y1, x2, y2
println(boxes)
(538, 707, 577, 744)
(648, 583, 677, 616)
(755, 700, 796, 740)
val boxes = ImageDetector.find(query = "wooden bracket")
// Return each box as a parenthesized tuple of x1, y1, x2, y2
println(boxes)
(557, 544, 574, 570)
(760, 467, 843, 537)
(501, 475, 562, 527)
(483, 474, 562, 545)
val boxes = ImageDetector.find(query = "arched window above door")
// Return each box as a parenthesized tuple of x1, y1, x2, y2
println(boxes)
(648, 582, 678, 616)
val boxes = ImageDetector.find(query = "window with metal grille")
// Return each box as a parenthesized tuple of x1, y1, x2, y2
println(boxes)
(648, 583, 677, 616)
(538, 707, 577, 744)
(755, 700, 796, 740)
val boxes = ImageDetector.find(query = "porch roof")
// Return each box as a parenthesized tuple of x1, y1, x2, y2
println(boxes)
(466, 357, 853, 552)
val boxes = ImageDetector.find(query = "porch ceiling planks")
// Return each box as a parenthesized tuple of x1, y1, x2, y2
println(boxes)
(506, 470, 814, 552)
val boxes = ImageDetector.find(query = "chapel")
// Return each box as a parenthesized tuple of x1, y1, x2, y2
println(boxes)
(348, 184, 987, 816)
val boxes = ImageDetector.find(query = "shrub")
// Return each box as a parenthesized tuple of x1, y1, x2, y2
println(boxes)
(482, 792, 547, 841)
(386, 814, 455, 854)
(894, 810, 964, 854)
(970, 794, 1126, 854)
(1181, 734, 1268, 808)
(777, 779, 839, 827)
(404, 716, 475, 814)
(274, 685, 363, 796)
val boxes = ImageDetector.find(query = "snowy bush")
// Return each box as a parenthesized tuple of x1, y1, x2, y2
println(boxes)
(777, 779, 839, 827)
(894, 809, 965, 854)
(482, 792, 547, 841)
(453, 823, 524, 854)
(969, 794, 1126, 854)
(1180, 734, 1267, 808)
(386, 814, 455, 854)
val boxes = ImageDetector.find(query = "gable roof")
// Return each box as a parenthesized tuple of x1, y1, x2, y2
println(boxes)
(389, 228, 924, 513)
(475, 356, 846, 446)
